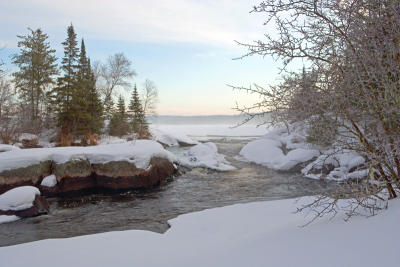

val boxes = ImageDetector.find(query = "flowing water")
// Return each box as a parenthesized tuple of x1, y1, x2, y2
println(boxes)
(0, 137, 335, 247)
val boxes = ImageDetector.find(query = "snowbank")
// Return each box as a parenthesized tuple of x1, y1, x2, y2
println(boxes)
(179, 142, 236, 171)
(151, 128, 199, 147)
(0, 140, 176, 173)
(0, 144, 21, 153)
(239, 125, 320, 171)
(0, 186, 40, 211)
(0, 196, 398, 267)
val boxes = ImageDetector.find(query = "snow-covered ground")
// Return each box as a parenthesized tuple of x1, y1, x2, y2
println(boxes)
(0, 140, 176, 172)
(0, 196, 398, 267)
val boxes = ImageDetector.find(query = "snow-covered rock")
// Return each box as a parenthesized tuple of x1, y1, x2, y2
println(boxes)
(0, 186, 40, 211)
(0, 196, 398, 267)
(179, 142, 236, 171)
(151, 128, 199, 147)
(18, 133, 39, 148)
(301, 149, 366, 181)
(239, 125, 320, 171)
(40, 174, 57, 187)
(0, 140, 176, 173)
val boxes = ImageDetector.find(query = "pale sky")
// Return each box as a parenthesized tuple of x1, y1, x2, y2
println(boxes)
(0, 0, 282, 115)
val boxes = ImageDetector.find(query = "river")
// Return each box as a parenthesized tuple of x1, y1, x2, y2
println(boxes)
(0, 134, 335, 247)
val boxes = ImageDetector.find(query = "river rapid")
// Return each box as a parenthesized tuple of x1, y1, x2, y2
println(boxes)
(0, 136, 335, 247)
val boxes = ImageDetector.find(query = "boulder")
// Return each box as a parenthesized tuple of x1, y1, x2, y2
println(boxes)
(0, 161, 52, 194)
(93, 157, 175, 190)
(19, 133, 40, 148)
(0, 186, 49, 218)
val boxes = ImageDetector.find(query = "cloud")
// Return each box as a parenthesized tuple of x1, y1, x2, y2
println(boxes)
(0, 0, 265, 47)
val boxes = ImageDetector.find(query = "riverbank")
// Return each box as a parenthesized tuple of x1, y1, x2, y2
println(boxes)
(1, 196, 398, 267)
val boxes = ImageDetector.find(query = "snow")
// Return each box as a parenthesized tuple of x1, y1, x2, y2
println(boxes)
(0, 196, 398, 267)
(0, 186, 40, 211)
(0, 144, 21, 153)
(151, 128, 199, 147)
(179, 142, 236, 171)
(0, 215, 19, 224)
(40, 174, 57, 187)
(0, 140, 176, 173)
(239, 125, 320, 171)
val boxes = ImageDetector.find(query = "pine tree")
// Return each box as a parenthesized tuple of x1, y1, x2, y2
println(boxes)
(52, 24, 79, 136)
(12, 28, 58, 127)
(109, 95, 130, 136)
(129, 84, 147, 134)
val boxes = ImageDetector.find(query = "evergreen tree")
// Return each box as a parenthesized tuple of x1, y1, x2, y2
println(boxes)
(74, 39, 104, 136)
(129, 84, 147, 134)
(109, 95, 130, 136)
(86, 58, 104, 135)
(52, 24, 79, 135)
(12, 28, 58, 126)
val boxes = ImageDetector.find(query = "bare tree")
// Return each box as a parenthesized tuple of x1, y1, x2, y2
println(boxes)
(234, 0, 400, 219)
(96, 53, 136, 115)
(0, 75, 19, 144)
(141, 79, 159, 117)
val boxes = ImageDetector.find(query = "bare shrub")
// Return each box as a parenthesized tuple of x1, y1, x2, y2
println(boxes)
(234, 0, 400, 219)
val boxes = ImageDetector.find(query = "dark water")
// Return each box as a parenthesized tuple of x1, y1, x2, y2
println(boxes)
(0, 137, 335, 247)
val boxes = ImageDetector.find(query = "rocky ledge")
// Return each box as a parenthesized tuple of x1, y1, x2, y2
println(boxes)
(0, 157, 176, 196)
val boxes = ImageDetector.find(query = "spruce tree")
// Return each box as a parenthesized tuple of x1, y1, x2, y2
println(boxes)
(129, 84, 146, 134)
(73, 39, 104, 136)
(86, 58, 104, 135)
(12, 28, 58, 126)
(109, 95, 130, 136)
(52, 24, 79, 135)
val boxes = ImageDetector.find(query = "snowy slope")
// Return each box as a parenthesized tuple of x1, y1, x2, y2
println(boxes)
(0, 196, 398, 267)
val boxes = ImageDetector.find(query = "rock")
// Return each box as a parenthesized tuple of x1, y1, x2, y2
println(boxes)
(19, 133, 40, 148)
(1, 157, 175, 196)
(307, 163, 336, 176)
(177, 141, 196, 147)
(93, 157, 175, 190)
(0, 161, 52, 194)
(0, 187, 49, 218)
(0, 194, 49, 218)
